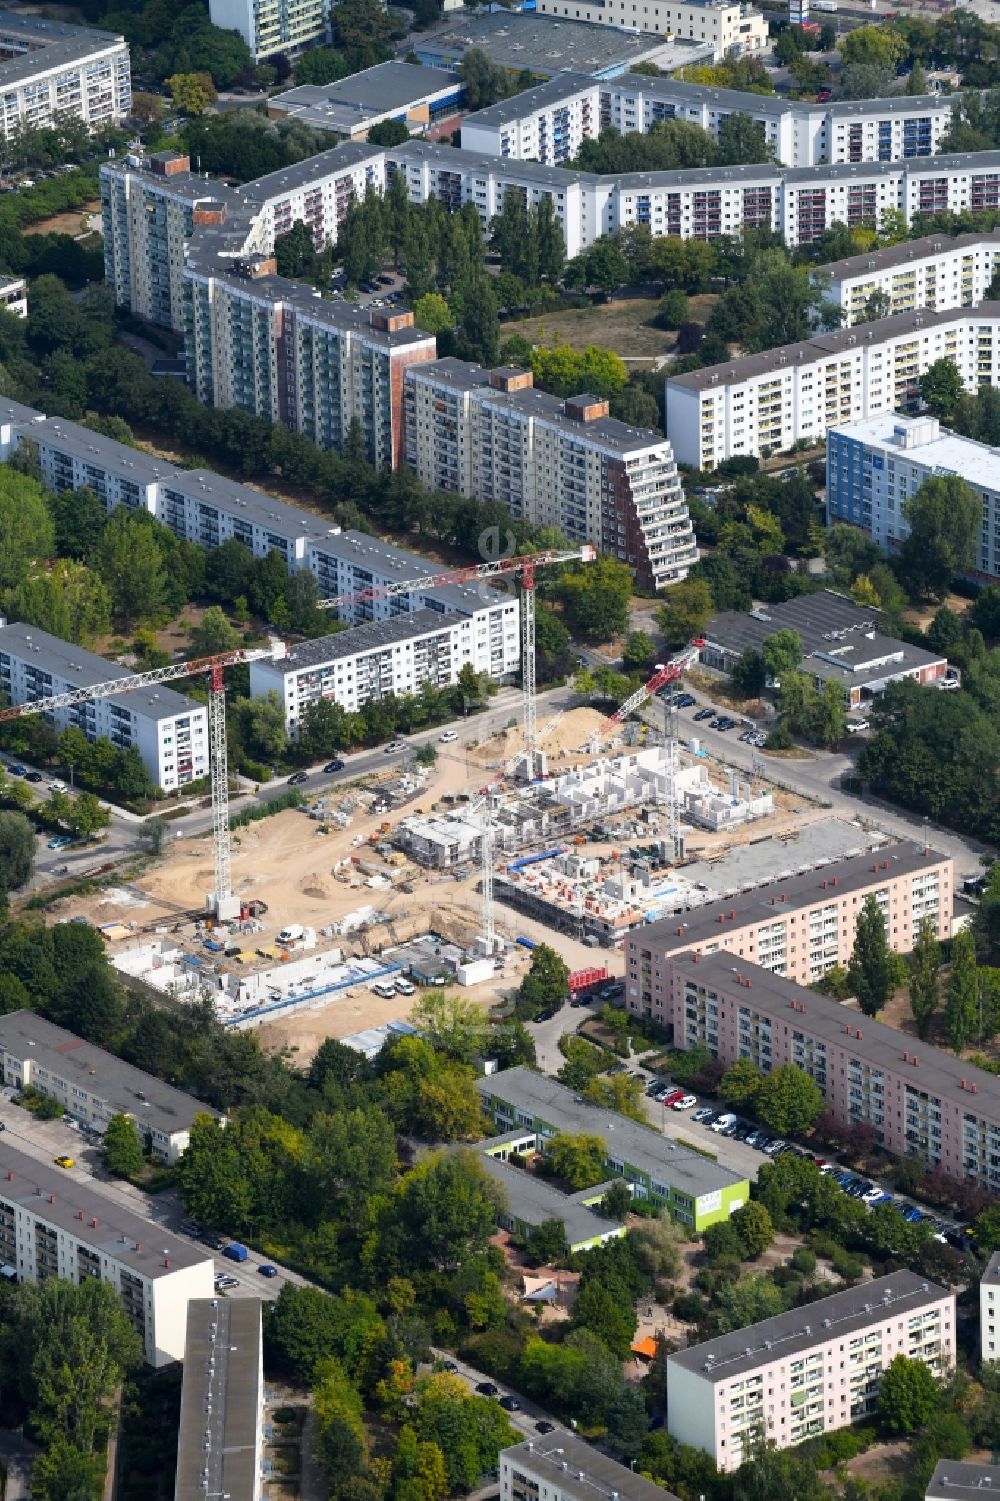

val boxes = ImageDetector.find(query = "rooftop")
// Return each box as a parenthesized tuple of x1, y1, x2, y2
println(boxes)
(0, 10, 125, 86)
(478, 1067, 749, 1201)
(983, 1252, 1000, 1286)
(0, 621, 201, 724)
(461, 69, 596, 128)
(476, 1153, 624, 1248)
(615, 72, 949, 122)
(174, 1298, 263, 1501)
(927, 1461, 1000, 1500)
(671, 950, 1000, 1120)
(309, 529, 513, 616)
(268, 61, 461, 133)
(825, 229, 1000, 284)
(502, 1436, 680, 1501)
(242, 140, 385, 202)
(830, 413, 1000, 494)
(159, 467, 343, 545)
(274, 608, 456, 671)
(0, 1011, 220, 1137)
(22, 411, 179, 489)
(0, 1140, 210, 1278)
(669, 1271, 950, 1381)
(636, 840, 949, 956)
(681, 817, 886, 899)
(414, 12, 680, 75)
(667, 303, 1000, 392)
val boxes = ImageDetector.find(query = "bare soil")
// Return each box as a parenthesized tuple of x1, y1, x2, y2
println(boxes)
(23, 199, 99, 236)
(505, 292, 718, 364)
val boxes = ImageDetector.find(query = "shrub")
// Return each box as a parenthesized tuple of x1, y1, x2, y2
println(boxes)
(239, 759, 272, 783)
(229, 790, 304, 828)
(673, 1291, 705, 1323)
(791, 1247, 817, 1277)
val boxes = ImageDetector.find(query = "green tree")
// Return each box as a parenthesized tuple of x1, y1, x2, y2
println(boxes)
(330, 0, 395, 70)
(909, 917, 941, 1040)
(732, 1445, 828, 1501)
(762, 629, 803, 683)
(731, 1200, 774, 1259)
(847, 893, 895, 1018)
(559, 556, 632, 639)
(877, 1353, 940, 1433)
(716, 112, 773, 165)
(412, 292, 453, 336)
(102, 1113, 144, 1178)
(582, 1073, 647, 1123)
(408, 991, 484, 1063)
(720, 1057, 762, 1108)
(166, 71, 217, 115)
(516, 943, 569, 1019)
(622, 629, 655, 674)
(715, 1271, 784, 1332)
(97, 511, 167, 626)
(605, 1384, 648, 1458)
(0, 466, 54, 591)
(656, 576, 714, 649)
(730, 647, 766, 698)
(901, 473, 981, 600)
(459, 48, 509, 110)
(946, 928, 979, 1052)
(572, 1276, 638, 1359)
(920, 357, 965, 421)
(755, 1064, 823, 1136)
(0, 811, 35, 901)
(547, 1132, 607, 1190)
(393, 1150, 499, 1274)
(188, 605, 240, 656)
(410, 1373, 516, 1492)
(175, 1112, 252, 1229)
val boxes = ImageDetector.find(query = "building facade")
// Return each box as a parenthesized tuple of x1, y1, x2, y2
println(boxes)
(502, 1436, 681, 1501)
(0, 12, 130, 139)
(403, 359, 697, 590)
(0, 621, 208, 793)
(625, 844, 953, 1010)
(209, 0, 327, 60)
(667, 1272, 954, 1471)
(665, 951, 1000, 1186)
(981, 1253, 1000, 1363)
(665, 304, 1000, 470)
(477, 1067, 750, 1230)
(826, 232, 1000, 326)
(248, 606, 519, 734)
(0, 277, 26, 318)
(531, 0, 768, 57)
(175, 1299, 264, 1501)
(0, 1143, 213, 1365)
(828, 413, 1000, 584)
(0, 1011, 222, 1165)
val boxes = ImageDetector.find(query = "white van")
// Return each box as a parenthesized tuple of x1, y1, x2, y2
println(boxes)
(395, 978, 415, 996)
(370, 981, 397, 1000)
(277, 923, 304, 944)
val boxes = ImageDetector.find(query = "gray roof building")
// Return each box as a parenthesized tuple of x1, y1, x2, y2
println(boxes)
(477, 1150, 624, 1252)
(824, 229, 1000, 285)
(266, 62, 461, 136)
(413, 12, 684, 77)
(174, 1298, 263, 1501)
(461, 69, 596, 127)
(158, 466, 343, 548)
(502, 1436, 682, 1501)
(0, 621, 200, 723)
(277, 608, 454, 671)
(983, 1252, 1000, 1286)
(0, 11, 126, 84)
(926, 1461, 1000, 1501)
(312, 528, 511, 616)
(669, 1271, 950, 1382)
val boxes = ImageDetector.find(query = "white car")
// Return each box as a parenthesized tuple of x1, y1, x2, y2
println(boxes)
(394, 978, 415, 996)
(50, 779, 67, 792)
(711, 1113, 737, 1133)
(385, 741, 406, 754)
(439, 730, 458, 744)
(370, 981, 397, 1000)
(672, 1094, 698, 1111)
(846, 720, 870, 734)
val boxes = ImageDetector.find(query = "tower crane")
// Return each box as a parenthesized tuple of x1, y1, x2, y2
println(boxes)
(0, 641, 287, 921)
(316, 544, 596, 774)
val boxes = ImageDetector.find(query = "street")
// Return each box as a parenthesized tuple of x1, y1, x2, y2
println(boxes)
(425, 1348, 565, 1443)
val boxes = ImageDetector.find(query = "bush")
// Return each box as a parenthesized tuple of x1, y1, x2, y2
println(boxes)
(229, 790, 304, 828)
(673, 1291, 705, 1323)
(238, 759, 272, 783)
(791, 1247, 817, 1277)
(830, 1245, 865, 1281)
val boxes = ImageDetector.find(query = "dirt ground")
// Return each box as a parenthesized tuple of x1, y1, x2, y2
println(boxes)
(505, 292, 717, 364)
(23, 199, 99, 236)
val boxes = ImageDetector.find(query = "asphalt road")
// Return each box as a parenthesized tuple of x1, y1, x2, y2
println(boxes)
(425, 1348, 565, 1442)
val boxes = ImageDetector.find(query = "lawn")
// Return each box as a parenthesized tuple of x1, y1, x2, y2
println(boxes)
(504, 292, 718, 365)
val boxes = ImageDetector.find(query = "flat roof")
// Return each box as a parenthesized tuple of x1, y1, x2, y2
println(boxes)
(174, 1298, 262, 1501)
(241, 141, 383, 202)
(927, 1461, 1000, 1501)
(830, 413, 1000, 494)
(24, 413, 176, 489)
(825, 229, 1000, 284)
(671, 950, 1000, 1121)
(462, 70, 595, 128)
(503, 1436, 681, 1501)
(415, 12, 677, 73)
(478, 1067, 749, 1201)
(158, 467, 343, 545)
(682, 817, 886, 899)
(278, 608, 455, 670)
(0, 1011, 220, 1137)
(269, 62, 461, 131)
(668, 1271, 949, 1382)
(0, 1140, 209, 1277)
(309, 529, 512, 615)
(0, 10, 125, 85)
(477, 1153, 623, 1246)
(605, 72, 950, 121)
(0, 621, 201, 724)
(636, 841, 949, 956)
(668, 302, 1000, 392)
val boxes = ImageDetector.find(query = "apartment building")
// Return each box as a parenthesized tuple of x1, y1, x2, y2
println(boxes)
(267, 62, 463, 141)
(502, 1436, 681, 1501)
(175, 1299, 264, 1501)
(532, 0, 768, 57)
(664, 303, 1000, 470)
(666, 1272, 954, 1471)
(0, 1143, 213, 1365)
(0, 12, 130, 139)
(981, 1253, 1000, 1363)
(0, 621, 208, 793)
(828, 413, 1000, 584)
(0, 1012, 222, 1165)
(183, 253, 436, 470)
(477, 1067, 750, 1230)
(236, 144, 385, 251)
(625, 843, 953, 1011)
(478, 1140, 626, 1253)
(0, 277, 26, 319)
(827, 232, 1000, 326)
(403, 359, 697, 590)
(665, 951, 1000, 1184)
(248, 606, 519, 734)
(462, 72, 951, 169)
(210, 0, 326, 59)
(927, 1463, 1000, 1501)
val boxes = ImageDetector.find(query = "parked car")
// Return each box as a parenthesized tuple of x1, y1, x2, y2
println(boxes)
(719, 1118, 743, 1137)
(745, 1129, 766, 1148)
(902, 1206, 924, 1223)
(53, 1155, 75, 1169)
(24, 771, 42, 783)
(672, 1094, 698, 1111)
(693, 707, 714, 722)
(676, 694, 696, 708)
(323, 759, 345, 773)
(535, 1420, 555, 1435)
(441, 1360, 458, 1373)
(49, 778, 67, 792)
(439, 730, 459, 743)
(691, 1107, 715, 1123)
(499, 1396, 521, 1412)
(711, 1113, 738, 1133)
(476, 1382, 499, 1397)
(8, 764, 26, 776)
(395, 978, 416, 996)
(47, 835, 72, 850)
(385, 741, 406, 754)
(846, 720, 870, 734)
(763, 1138, 787, 1155)
(287, 771, 308, 785)
(259, 1264, 279, 1277)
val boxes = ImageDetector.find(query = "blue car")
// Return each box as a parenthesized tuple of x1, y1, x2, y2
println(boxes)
(258, 1264, 278, 1278)
(902, 1207, 924, 1223)
(9, 764, 26, 776)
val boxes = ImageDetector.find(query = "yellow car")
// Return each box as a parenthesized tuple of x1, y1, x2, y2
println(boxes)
(53, 1155, 74, 1169)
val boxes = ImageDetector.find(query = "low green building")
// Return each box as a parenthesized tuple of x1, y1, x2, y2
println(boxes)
(477, 1068, 749, 1233)
(478, 1138, 626, 1254)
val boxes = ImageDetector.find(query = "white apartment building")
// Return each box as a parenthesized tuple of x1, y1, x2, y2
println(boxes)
(502, 1436, 681, 1501)
(0, 1011, 223, 1165)
(828, 413, 1000, 583)
(462, 72, 951, 170)
(249, 606, 518, 734)
(0, 621, 208, 793)
(667, 1272, 955, 1472)
(0, 1143, 214, 1365)
(827, 230, 1000, 326)
(404, 358, 697, 591)
(533, 0, 768, 58)
(0, 277, 26, 318)
(175, 1299, 264, 1501)
(210, 0, 327, 60)
(665, 303, 1000, 470)
(981, 1253, 1000, 1363)
(0, 12, 130, 140)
